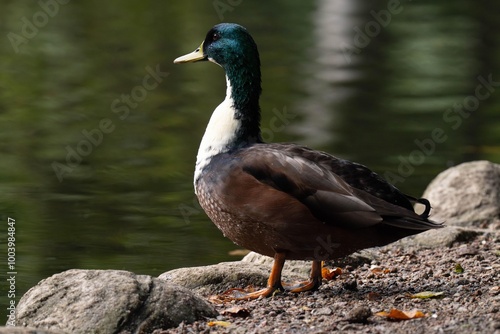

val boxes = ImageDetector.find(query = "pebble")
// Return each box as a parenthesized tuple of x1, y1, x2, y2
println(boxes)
(342, 279, 358, 291)
(345, 306, 372, 323)
(313, 306, 332, 316)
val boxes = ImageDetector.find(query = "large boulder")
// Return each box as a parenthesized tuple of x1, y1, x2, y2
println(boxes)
(422, 160, 500, 228)
(15, 269, 216, 334)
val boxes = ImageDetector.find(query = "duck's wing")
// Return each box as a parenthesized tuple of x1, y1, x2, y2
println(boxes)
(278, 144, 435, 220)
(273, 145, 419, 210)
(227, 144, 441, 231)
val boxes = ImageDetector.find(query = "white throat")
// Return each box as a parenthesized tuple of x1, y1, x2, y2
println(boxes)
(194, 76, 240, 188)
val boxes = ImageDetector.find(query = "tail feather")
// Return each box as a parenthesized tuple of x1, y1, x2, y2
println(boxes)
(383, 214, 443, 231)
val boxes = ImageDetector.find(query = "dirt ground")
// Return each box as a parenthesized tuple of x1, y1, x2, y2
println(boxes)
(160, 232, 499, 334)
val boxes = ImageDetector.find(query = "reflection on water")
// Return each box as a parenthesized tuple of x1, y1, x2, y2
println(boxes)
(0, 0, 499, 319)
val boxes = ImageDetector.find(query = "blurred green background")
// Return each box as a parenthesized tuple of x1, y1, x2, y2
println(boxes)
(1, 0, 499, 321)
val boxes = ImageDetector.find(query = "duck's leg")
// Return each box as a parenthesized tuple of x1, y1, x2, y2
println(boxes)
(283, 260, 323, 293)
(219, 252, 286, 300)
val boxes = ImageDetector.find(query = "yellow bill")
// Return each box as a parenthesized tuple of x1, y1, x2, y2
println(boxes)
(173, 42, 206, 63)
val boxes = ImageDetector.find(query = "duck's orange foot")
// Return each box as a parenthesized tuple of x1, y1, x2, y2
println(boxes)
(282, 259, 324, 293)
(283, 277, 322, 293)
(211, 285, 283, 302)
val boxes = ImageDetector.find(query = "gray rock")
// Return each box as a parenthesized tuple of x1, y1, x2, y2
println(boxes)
(313, 306, 333, 316)
(345, 306, 372, 323)
(423, 160, 500, 228)
(16, 269, 216, 334)
(159, 261, 270, 296)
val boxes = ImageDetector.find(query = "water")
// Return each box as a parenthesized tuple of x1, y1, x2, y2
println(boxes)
(1, 0, 499, 321)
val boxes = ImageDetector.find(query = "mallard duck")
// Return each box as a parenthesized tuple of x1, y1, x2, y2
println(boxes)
(174, 23, 442, 299)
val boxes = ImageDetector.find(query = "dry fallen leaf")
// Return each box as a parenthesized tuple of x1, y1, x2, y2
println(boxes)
(410, 291, 445, 299)
(220, 306, 251, 318)
(209, 286, 257, 303)
(322, 266, 342, 280)
(375, 309, 425, 320)
(207, 320, 231, 327)
(208, 295, 224, 304)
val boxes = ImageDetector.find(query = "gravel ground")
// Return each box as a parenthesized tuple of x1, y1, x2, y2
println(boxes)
(159, 232, 499, 334)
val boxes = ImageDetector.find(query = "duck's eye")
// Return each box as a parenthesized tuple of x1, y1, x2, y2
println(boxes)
(212, 33, 220, 41)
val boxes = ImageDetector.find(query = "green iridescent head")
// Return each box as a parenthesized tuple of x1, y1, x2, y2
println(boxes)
(174, 23, 260, 70)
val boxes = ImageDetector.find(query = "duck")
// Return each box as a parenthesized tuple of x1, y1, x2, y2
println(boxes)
(173, 23, 442, 299)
